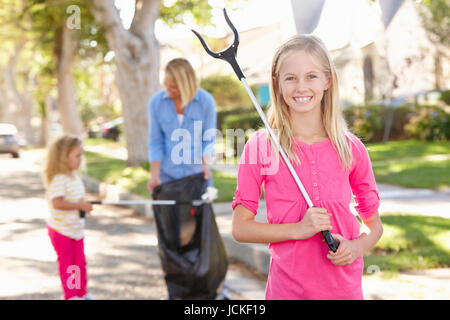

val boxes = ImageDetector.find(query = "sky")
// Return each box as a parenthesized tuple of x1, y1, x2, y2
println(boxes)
(112, 0, 387, 54)
(114, 0, 283, 40)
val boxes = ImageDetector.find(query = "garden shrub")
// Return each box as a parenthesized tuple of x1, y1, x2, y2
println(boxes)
(404, 105, 450, 141)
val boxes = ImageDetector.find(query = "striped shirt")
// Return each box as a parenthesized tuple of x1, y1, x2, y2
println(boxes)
(47, 173, 85, 240)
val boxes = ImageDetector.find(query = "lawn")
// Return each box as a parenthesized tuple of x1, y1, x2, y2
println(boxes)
(366, 140, 450, 190)
(372, 158, 449, 189)
(84, 151, 149, 198)
(84, 139, 449, 201)
(366, 140, 449, 162)
(84, 151, 239, 202)
(364, 212, 450, 275)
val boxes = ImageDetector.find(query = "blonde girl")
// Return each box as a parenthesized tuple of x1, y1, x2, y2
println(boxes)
(231, 35, 383, 300)
(43, 135, 94, 300)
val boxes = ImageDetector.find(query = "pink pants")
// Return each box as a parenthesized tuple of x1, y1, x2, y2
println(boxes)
(47, 225, 88, 300)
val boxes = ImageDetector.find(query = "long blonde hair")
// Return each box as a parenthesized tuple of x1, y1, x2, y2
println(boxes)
(43, 135, 83, 187)
(267, 34, 353, 169)
(165, 58, 199, 107)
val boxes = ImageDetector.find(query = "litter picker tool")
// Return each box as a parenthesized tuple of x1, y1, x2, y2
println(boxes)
(79, 187, 218, 218)
(192, 9, 339, 252)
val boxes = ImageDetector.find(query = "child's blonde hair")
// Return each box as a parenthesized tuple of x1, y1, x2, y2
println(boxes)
(268, 34, 353, 169)
(164, 58, 199, 107)
(43, 135, 83, 187)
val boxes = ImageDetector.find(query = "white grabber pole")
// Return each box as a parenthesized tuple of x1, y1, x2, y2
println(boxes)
(80, 187, 218, 218)
(192, 8, 339, 252)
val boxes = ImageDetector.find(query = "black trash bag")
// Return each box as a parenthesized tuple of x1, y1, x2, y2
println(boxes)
(152, 173, 228, 300)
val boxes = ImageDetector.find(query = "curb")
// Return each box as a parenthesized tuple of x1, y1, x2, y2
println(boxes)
(81, 174, 155, 221)
(223, 234, 270, 275)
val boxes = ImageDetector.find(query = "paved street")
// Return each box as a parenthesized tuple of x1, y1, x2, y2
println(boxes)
(0, 154, 171, 299)
(0, 153, 268, 300)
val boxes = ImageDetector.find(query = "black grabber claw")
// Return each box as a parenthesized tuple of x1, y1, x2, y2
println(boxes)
(191, 8, 245, 80)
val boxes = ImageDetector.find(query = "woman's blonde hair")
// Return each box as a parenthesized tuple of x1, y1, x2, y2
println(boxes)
(267, 34, 353, 169)
(165, 58, 199, 107)
(43, 135, 83, 186)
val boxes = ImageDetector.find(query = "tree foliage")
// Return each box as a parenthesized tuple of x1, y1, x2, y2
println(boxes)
(159, 0, 213, 26)
(418, 0, 450, 46)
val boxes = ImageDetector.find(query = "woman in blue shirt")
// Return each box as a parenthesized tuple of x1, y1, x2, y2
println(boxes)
(147, 58, 217, 193)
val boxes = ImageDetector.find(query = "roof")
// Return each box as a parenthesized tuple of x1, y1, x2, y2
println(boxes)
(293, 0, 404, 50)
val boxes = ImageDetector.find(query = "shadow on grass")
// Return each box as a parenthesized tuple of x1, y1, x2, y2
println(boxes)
(373, 159, 450, 189)
(364, 213, 450, 274)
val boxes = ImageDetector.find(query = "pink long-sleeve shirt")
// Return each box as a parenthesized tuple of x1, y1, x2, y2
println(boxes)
(232, 130, 380, 300)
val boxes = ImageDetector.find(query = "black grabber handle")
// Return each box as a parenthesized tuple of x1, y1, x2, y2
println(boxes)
(79, 201, 102, 218)
(321, 230, 339, 252)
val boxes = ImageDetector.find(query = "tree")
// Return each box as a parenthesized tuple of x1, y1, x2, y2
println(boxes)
(22, 0, 108, 137)
(90, 0, 161, 166)
(89, 0, 242, 166)
(418, 0, 450, 90)
(0, 0, 35, 144)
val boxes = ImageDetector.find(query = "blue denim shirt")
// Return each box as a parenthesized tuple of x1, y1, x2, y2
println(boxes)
(148, 88, 217, 184)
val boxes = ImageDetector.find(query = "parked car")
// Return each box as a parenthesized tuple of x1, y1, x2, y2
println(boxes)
(0, 123, 20, 158)
(101, 117, 123, 141)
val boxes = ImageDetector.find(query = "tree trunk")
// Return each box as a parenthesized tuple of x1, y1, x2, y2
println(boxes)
(56, 22, 84, 137)
(0, 40, 35, 145)
(91, 0, 161, 166)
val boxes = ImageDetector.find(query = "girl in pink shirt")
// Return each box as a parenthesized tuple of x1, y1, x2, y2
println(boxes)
(231, 35, 383, 300)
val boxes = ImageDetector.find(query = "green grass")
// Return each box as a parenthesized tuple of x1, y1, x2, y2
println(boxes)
(366, 140, 450, 162)
(212, 170, 238, 202)
(212, 169, 265, 202)
(84, 138, 124, 148)
(84, 151, 239, 202)
(366, 140, 450, 190)
(84, 151, 149, 198)
(83, 139, 449, 202)
(364, 212, 450, 275)
(372, 159, 450, 189)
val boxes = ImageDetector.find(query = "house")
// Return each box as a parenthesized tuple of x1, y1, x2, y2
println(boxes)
(159, 0, 449, 106)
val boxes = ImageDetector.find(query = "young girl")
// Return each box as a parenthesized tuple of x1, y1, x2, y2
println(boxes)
(43, 135, 94, 300)
(231, 35, 383, 300)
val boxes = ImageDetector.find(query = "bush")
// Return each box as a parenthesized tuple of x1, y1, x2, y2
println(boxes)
(216, 106, 253, 131)
(404, 105, 450, 141)
(200, 74, 249, 107)
(221, 111, 262, 158)
(343, 105, 386, 142)
(343, 104, 449, 143)
(440, 90, 450, 105)
(223, 111, 263, 131)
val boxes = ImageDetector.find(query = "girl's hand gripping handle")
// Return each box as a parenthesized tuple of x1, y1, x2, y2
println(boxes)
(311, 206, 339, 253)
(79, 201, 101, 218)
(321, 230, 339, 252)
